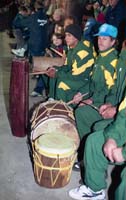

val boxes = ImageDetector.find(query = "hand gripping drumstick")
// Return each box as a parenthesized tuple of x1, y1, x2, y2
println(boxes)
(67, 93, 89, 106)
(67, 93, 99, 111)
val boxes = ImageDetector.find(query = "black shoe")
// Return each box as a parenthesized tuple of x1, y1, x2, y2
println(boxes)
(73, 162, 80, 171)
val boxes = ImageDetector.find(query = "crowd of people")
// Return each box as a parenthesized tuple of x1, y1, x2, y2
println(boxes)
(8, 0, 126, 199)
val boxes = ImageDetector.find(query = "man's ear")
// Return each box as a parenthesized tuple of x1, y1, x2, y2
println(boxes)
(112, 38, 117, 47)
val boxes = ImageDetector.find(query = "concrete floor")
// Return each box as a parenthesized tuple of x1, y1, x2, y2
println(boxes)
(0, 31, 82, 200)
(0, 31, 118, 200)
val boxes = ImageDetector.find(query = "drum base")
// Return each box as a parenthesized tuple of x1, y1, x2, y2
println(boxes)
(34, 168, 71, 188)
(33, 149, 76, 188)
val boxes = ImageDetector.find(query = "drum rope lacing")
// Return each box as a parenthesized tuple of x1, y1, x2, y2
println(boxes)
(31, 101, 74, 129)
(33, 146, 77, 186)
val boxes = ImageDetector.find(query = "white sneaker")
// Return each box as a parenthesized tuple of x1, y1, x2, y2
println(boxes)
(48, 97, 55, 101)
(11, 48, 26, 57)
(69, 185, 106, 200)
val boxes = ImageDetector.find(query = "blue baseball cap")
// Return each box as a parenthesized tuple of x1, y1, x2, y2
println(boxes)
(94, 23, 118, 38)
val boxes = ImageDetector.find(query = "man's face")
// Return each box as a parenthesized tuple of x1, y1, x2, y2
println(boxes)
(65, 32, 78, 48)
(98, 36, 115, 51)
(109, 0, 118, 8)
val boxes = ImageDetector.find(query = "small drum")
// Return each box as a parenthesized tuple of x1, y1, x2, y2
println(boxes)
(31, 100, 80, 148)
(33, 133, 77, 188)
(33, 56, 64, 71)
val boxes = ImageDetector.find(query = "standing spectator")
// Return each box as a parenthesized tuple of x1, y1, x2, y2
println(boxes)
(105, 0, 126, 27)
(11, 5, 31, 57)
(27, 1, 48, 56)
(27, 1, 48, 98)
(82, 6, 99, 47)
(105, 0, 126, 51)
(7, 0, 18, 38)
(65, 0, 83, 25)
(93, 0, 109, 24)
(47, 7, 64, 44)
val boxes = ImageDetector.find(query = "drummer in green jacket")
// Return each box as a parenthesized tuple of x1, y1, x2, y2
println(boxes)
(56, 24, 96, 103)
(72, 23, 126, 139)
(47, 24, 96, 102)
(69, 94, 126, 200)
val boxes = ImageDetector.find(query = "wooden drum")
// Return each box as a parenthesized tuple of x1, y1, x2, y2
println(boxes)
(33, 56, 64, 72)
(31, 100, 80, 148)
(33, 133, 77, 188)
(30, 100, 80, 188)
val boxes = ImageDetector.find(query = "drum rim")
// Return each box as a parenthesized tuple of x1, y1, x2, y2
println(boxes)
(31, 114, 75, 131)
(34, 133, 76, 157)
(30, 100, 74, 126)
(31, 115, 80, 149)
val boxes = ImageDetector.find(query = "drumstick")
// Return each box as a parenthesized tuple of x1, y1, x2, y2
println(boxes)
(67, 93, 89, 106)
(50, 47, 64, 57)
(82, 102, 99, 111)
(29, 70, 47, 75)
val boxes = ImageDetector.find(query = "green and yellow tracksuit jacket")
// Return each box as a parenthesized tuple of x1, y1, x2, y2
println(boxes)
(56, 40, 95, 93)
(112, 49, 126, 105)
(80, 47, 119, 106)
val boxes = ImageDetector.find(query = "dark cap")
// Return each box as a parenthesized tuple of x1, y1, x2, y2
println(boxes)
(65, 24, 82, 41)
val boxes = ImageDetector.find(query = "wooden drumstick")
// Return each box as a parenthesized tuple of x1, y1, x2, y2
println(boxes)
(29, 70, 47, 75)
(67, 97, 99, 111)
(50, 47, 64, 57)
(83, 103, 99, 111)
(67, 93, 89, 106)
(67, 100, 75, 106)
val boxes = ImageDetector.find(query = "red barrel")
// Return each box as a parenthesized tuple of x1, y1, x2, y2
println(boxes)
(9, 57, 29, 137)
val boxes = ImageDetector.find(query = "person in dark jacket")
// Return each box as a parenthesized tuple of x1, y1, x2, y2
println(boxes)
(105, 0, 126, 27)
(27, 1, 49, 97)
(27, 1, 48, 56)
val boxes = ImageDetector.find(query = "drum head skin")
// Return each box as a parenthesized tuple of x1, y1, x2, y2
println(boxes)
(35, 133, 76, 156)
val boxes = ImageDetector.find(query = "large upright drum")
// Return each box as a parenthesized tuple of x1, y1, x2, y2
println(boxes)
(33, 133, 77, 188)
(9, 57, 29, 137)
(31, 100, 80, 188)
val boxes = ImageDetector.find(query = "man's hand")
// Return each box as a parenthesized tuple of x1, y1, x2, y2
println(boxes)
(112, 147, 125, 163)
(46, 67, 56, 78)
(99, 104, 116, 119)
(72, 92, 83, 104)
(79, 98, 93, 107)
(103, 139, 117, 162)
